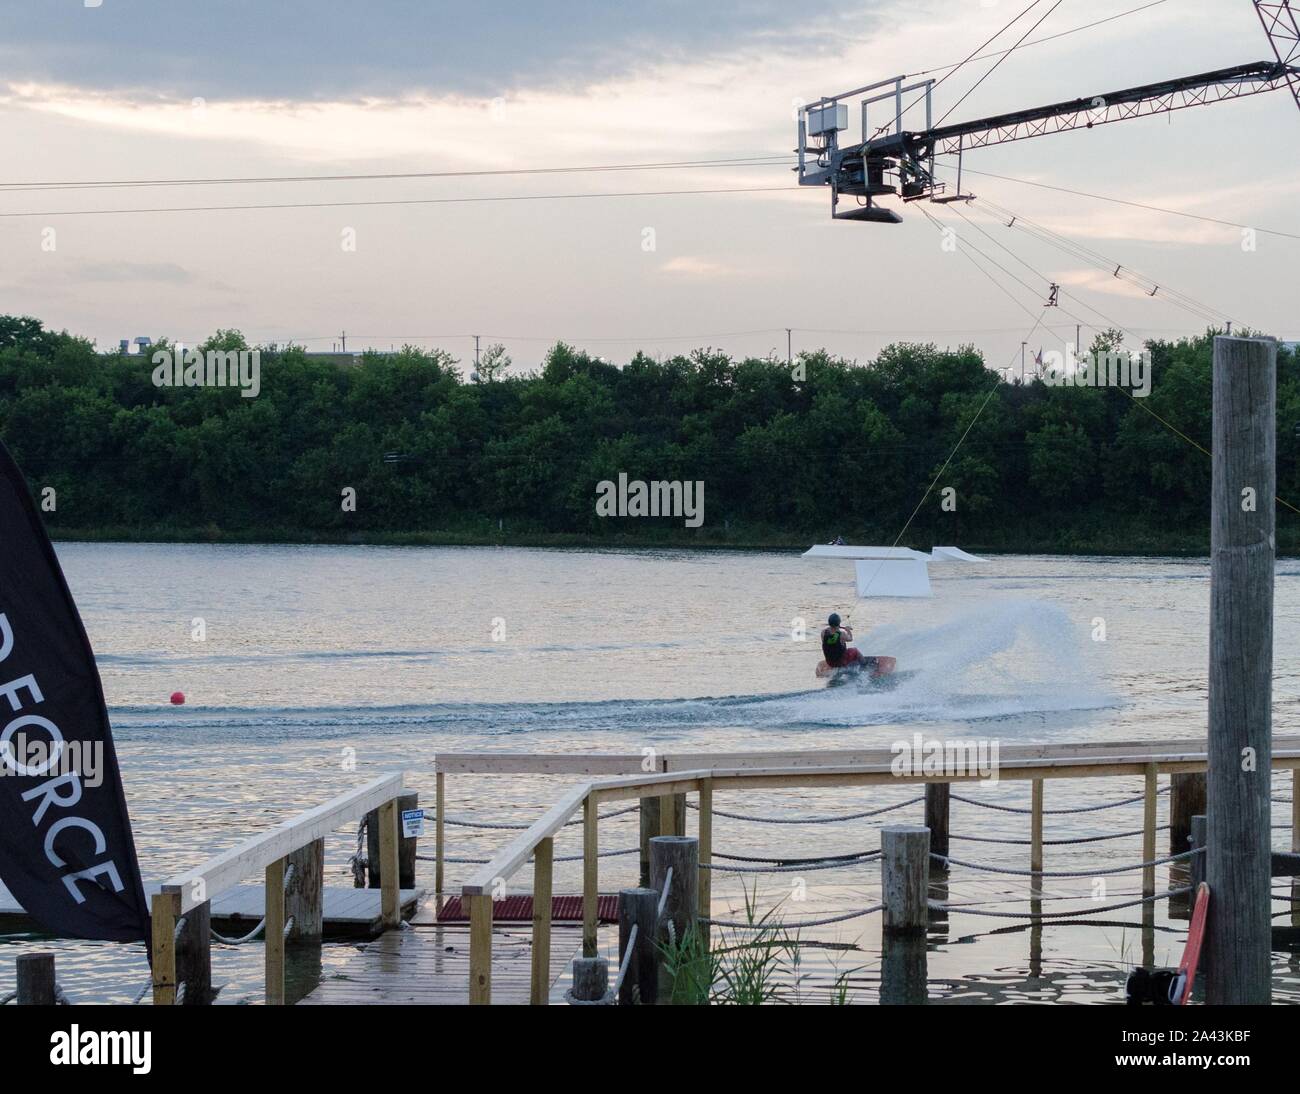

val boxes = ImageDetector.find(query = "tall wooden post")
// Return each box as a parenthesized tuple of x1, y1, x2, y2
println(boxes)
(640, 795, 686, 884)
(468, 893, 492, 1004)
(1169, 772, 1207, 856)
(1190, 814, 1207, 893)
(175, 901, 213, 1005)
(1142, 763, 1158, 899)
(1030, 779, 1044, 886)
(435, 773, 446, 902)
(378, 800, 401, 930)
(530, 837, 554, 1006)
(368, 791, 418, 890)
(265, 856, 287, 1006)
(697, 779, 713, 943)
(925, 783, 950, 858)
(151, 890, 180, 1006)
(286, 839, 324, 943)
(1206, 335, 1276, 1006)
(583, 793, 599, 957)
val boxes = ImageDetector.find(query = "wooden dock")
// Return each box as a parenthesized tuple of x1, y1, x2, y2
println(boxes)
(298, 923, 584, 1005)
(0, 880, 422, 940)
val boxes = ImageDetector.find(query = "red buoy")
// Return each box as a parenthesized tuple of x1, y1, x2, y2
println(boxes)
(170, 691, 186, 706)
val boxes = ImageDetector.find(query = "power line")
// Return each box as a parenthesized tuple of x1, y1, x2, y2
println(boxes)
(910, 0, 1172, 77)
(0, 155, 792, 194)
(0, 184, 799, 219)
(956, 166, 1300, 241)
(934, 0, 1066, 127)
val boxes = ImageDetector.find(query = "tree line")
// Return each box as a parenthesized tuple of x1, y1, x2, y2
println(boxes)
(1, 314, 1296, 553)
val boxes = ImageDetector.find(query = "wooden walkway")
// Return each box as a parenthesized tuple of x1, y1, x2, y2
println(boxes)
(298, 923, 584, 1005)
(0, 880, 422, 940)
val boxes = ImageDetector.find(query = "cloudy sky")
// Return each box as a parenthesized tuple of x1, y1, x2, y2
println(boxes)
(1, 0, 1296, 371)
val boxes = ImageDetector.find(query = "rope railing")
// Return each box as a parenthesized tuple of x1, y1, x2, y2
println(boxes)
(686, 796, 924, 825)
(951, 786, 1170, 814)
(704, 902, 886, 931)
(930, 886, 1191, 920)
(951, 825, 1169, 846)
(417, 846, 639, 866)
(933, 849, 1195, 878)
(705, 851, 880, 874)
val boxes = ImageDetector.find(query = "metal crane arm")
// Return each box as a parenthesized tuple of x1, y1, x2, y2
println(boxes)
(908, 60, 1297, 156)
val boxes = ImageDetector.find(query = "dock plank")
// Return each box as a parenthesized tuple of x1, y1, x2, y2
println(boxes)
(298, 924, 583, 1005)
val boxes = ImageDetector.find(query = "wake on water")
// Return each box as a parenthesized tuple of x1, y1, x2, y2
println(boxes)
(110, 600, 1119, 740)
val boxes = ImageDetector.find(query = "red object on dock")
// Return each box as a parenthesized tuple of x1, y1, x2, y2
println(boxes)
(437, 894, 620, 923)
(169, 691, 186, 705)
(1172, 882, 1210, 1005)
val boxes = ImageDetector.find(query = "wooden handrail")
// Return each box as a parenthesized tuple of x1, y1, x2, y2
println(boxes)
(161, 772, 404, 913)
(458, 749, 1300, 1004)
(460, 751, 1300, 900)
(152, 772, 407, 1007)
(435, 736, 1300, 777)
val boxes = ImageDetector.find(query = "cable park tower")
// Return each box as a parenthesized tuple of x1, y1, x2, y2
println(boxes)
(796, 1, 1300, 222)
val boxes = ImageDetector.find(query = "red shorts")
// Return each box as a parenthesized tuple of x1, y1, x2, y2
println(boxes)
(840, 648, 863, 666)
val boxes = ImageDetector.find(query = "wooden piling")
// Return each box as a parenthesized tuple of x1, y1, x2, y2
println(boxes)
(570, 956, 610, 1003)
(925, 783, 950, 858)
(150, 890, 180, 1006)
(651, 835, 699, 1004)
(530, 837, 554, 1006)
(368, 791, 418, 890)
(1169, 772, 1206, 857)
(16, 952, 56, 1005)
(286, 838, 324, 943)
(265, 856, 286, 1005)
(175, 900, 213, 1005)
(1206, 335, 1276, 1006)
(618, 887, 659, 1005)
(881, 825, 929, 933)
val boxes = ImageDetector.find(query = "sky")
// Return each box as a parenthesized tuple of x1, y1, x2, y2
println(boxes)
(1, 0, 1297, 373)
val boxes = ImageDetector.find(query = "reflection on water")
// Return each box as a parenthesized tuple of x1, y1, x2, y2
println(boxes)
(1, 545, 1298, 1004)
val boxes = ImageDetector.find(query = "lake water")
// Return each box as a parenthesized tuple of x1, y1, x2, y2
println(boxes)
(2, 543, 1298, 1003)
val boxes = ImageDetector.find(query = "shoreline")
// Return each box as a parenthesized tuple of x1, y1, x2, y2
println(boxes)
(44, 524, 1300, 558)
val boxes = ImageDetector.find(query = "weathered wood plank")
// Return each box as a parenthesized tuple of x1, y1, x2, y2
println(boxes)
(298, 925, 583, 1005)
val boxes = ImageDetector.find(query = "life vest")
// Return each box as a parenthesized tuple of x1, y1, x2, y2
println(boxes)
(821, 627, 846, 666)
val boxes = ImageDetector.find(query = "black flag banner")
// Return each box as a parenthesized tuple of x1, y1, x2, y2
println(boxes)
(0, 440, 150, 941)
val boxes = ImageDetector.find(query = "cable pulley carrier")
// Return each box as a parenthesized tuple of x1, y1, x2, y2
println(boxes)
(796, 0, 1300, 223)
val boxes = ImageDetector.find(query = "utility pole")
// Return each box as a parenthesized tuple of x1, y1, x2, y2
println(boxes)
(474, 335, 481, 370)
(1075, 324, 1081, 358)
(786, 328, 793, 367)
(1021, 341, 1027, 383)
(1206, 335, 1276, 1005)
(340, 330, 347, 352)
